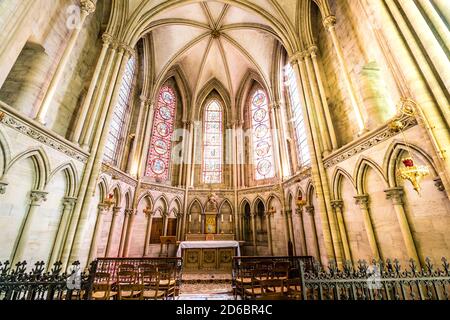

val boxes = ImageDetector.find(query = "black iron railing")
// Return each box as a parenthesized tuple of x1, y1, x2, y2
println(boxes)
(298, 258, 450, 300)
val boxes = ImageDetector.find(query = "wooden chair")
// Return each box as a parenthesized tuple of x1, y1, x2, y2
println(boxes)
(91, 272, 117, 300)
(117, 271, 142, 300)
(257, 279, 288, 300)
(141, 270, 165, 300)
(235, 262, 256, 299)
(285, 278, 302, 300)
(157, 264, 177, 299)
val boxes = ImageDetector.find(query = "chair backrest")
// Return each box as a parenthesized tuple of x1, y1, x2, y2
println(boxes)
(117, 263, 135, 273)
(117, 270, 136, 284)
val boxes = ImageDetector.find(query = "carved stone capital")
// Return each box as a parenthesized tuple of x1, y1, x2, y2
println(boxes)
(113, 206, 122, 215)
(140, 94, 148, 103)
(119, 43, 135, 57)
(289, 51, 303, 65)
(308, 45, 319, 58)
(331, 200, 344, 210)
(80, 0, 96, 16)
(323, 15, 337, 29)
(385, 187, 404, 205)
(295, 207, 303, 215)
(434, 178, 445, 192)
(0, 181, 8, 194)
(98, 203, 110, 214)
(63, 197, 77, 209)
(305, 205, 315, 216)
(30, 190, 48, 206)
(143, 208, 153, 217)
(102, 33, 113, 46)
(354, 195, 370, 209)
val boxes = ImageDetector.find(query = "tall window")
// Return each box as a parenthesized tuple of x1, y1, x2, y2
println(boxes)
(202, 100, 223, 184)
(104, 57, 136, 164)
(251, 89, 275, 180)
(286, 64, 311, 167)
(145, 85, 177, 181)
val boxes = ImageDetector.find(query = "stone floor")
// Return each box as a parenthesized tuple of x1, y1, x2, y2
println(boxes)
(178, 271, 238, 300)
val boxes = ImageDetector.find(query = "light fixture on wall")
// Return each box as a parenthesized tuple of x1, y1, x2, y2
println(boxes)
(296, 195, 306, 211)
(0, 111, 5, 122)
(390, 98, 430, 194)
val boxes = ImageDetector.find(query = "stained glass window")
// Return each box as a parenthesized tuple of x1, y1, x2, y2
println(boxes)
(286, 64, 311, 167)
(104, 56, 136, 164)
(202, 100, 223, 184)
(145, 85, 177, 181)
(251, 89, 275, 180)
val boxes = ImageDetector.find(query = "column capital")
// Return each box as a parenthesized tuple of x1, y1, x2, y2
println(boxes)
(139, 94, 148, 103)
(305, 205, 315, 216)
(125, 209, 137, 216)
(308, 45, 319, 58)
(143, 208, 153, 217)
(331, 199, 344, 210)
(101, 33, 114, 46)
(112, 206, 122, 215)
(80, 0, 96, 16)
(270, 102, 281, 110)
(385, 187, 404, 205)
(63, 197, 77, 208)
(0, 181, 8, 194)
(354, 194, 370, 209)
(98, 203, 110, 214)
(289, 51, 304, 65)
(30, 190, 48, 206)
(119, 43, 135, 57)
(433, 178, 445, 192)
(323, 15, 337, 29)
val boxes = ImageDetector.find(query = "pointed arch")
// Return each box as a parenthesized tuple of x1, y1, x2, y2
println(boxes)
(267, 193, 282, 210)
(97, 176, 108, 203)
(295, 185, 305, 200)
(252, 196, 266, 213)
(236, 69, 270, 123)
(219, 198, 234, 214)
(239, 198, 251, 212)
(48, 161, 79, 197)
(109, 184, 122, 207)
(154, 195, 170, 213)
(384, 140, 438, 188)
(188, 198, 204, 214)
(124, 189, 133, 209)
(354, 156, 388, 194)
(5, 147, 50, 190)
(305, 180, 315, 205)
(195, 78, 231, 121)
(331, 166, 355, 200)
(137, 191, 154, 210)
(170, 196, 183, 213)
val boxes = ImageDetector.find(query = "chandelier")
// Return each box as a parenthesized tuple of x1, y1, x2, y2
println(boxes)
(390, 98, 430, 194)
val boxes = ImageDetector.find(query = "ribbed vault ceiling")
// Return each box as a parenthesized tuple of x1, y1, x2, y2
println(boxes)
(142, 1, 284, 99)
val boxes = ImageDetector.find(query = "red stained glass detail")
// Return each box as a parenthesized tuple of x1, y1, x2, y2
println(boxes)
(145, 86, 176, 181)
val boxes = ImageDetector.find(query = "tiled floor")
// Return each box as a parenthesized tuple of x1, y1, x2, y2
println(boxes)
(178, 272, 238, 300)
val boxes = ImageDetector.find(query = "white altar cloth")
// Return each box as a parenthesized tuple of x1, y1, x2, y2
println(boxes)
(176, 240, 241, 257)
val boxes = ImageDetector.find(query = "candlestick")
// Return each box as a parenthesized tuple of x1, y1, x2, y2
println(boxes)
(189, 214, 191, 222)
(199, 215, 201, 223)
(229, 215, 232, 222)
(221, 215, 224, 223)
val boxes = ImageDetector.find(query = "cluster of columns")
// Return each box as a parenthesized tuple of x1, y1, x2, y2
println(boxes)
(328, 186, 421, 266)
(294, 205, 321, 259)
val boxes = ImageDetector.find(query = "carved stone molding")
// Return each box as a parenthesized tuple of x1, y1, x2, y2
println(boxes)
(30, 190, 48, 205)
(0, 110, 88, 163)
(323, 15, 337, 29)
(238, 184, 281, 196)
(305, 205, 315, 216)
(80, 0, 96, 15)
(140, 182, 185, 196)
(385, 187, 405, 205)
(434, 178, 445, 192)
(331, 200, 344, 210)
(0, 181, 8, 194)
(101, 33, 113, 45)
(113, 206, 122, 216)
(354, 195, 370, 209)
(101, 164, 138, 187)
(323, 116, 418, 169)
(63, 197, 77, 209)
(98, 203, 110, 214)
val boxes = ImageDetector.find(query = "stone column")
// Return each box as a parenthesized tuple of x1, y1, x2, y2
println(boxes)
(331, 200, 352, 262)
(36, 0, 96, 124)
(105, 206, 121, 257)
(81, 42, 118, 148)
(127, 95, 148, 174)
(385, 187, 421, 265)
(48, 197, 77, 269)
(143, 209, 153, 256)
(398, 0, 450, 90)
(177, 121, 188, 187)
(323, 15, 365, 132)
(305, 206, 321, 260)
(0, 181, 8, 194)
(271, 103, 290, 177)
(266, 211, 274, 255)
(67, 45, 134, 267)
(304, 51, 332, 155)
(11, 191, 48, 264)
(87, 204, 109, 264)
(251, 212, 257, 254)
(354, 195, 380, 260)
(269, 104, 284, 178)
(118, 209, 132, 257)
(72, 33, 112, 143)
(122, 209, 137, 257)
(284, 209, 295, 254)
(295, 208, 308, 256)
(309, 46, 338, 150)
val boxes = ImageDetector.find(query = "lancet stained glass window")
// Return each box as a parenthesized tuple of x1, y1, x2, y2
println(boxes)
(286, 63, 311, 167)
(251, 89, 275, 180)
(104, 56, 136, 164)
(202, 100, 223, 184)
(145, 85, 177, 181)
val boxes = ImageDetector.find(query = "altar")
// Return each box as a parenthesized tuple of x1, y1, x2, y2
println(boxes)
(177, 240, 240, 271)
